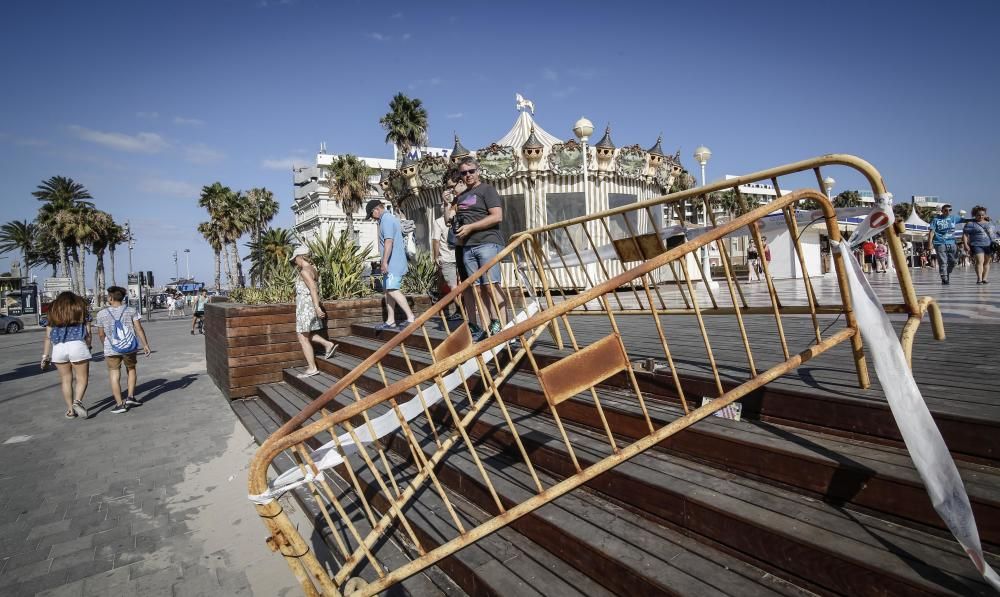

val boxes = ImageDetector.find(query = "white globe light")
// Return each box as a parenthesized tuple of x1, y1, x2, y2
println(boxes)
(573, 117, 594, 141)
(693, 145, 711, 164)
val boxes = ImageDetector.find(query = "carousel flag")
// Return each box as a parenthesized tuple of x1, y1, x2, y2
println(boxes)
(834, 230, 1000, 590)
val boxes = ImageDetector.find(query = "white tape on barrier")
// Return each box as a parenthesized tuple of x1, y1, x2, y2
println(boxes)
(836, 241, 1000, 590)
(249, 302, 541, 505)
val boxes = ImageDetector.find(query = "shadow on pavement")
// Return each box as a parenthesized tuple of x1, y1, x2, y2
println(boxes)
(0, 362, 46, 383)
(86, 374, 199, 418)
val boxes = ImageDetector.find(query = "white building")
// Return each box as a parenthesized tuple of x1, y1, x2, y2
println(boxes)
(291, 146, 455, 250)
(291, 150, 392, 250)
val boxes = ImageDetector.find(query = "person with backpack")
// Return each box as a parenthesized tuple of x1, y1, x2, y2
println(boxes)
(95, 286, 151, 413)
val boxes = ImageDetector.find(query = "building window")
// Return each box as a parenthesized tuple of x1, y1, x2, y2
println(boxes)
(500, 194, 526, 244)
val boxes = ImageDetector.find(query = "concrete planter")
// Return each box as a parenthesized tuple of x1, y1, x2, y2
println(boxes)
(205, 296, 431, 400)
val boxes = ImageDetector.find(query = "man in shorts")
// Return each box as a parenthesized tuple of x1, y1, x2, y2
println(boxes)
(191, 289, 208, 334)
(95, 286, 151, 413)
(454, 157, 506, 336)
(366, 199, 415, 331)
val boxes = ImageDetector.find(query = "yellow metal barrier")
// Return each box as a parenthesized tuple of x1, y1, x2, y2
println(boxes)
(248, 155, 944, 596)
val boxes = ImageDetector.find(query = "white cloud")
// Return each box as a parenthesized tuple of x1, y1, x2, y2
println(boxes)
(446, 112, 464, 119)
(542, 68, 559, 81)
(390, 11, 403, 18)
(68, 125, 168, 153)
(402, 33, 411, 41)
(184, 143, 225, 164)
(173, 116, 205, 126)
(552, 86, 578, 99)
(138, 178, 199, 198)
(568, 67, 600, 80)
(368, 32, 388, 41)
(136, 111, 159, 119)
(408, 76, 442, 90)
(0, 132, 47, 147)
(261, 156, 309, 170)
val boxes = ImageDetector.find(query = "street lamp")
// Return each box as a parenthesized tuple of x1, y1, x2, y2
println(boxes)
(692, 145, 717, 290)
(573, 117, 594, 198)
(183, 249, 191, 280)
(124, 220, 135, 273)
(823, 176, 835, 200)
(173, 250, 179, 281)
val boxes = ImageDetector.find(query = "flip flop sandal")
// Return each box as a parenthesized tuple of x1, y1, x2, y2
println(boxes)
(65, 411, 77, 419)
(324, 344, 339, 359)
(296, 369, 320, 378)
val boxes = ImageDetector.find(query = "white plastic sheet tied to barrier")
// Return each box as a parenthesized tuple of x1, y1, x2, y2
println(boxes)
(836, 198, 1000, 590)
(249, 301, 541, 505)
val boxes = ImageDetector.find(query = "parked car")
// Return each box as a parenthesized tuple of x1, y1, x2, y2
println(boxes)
(1, 313, 24, 334)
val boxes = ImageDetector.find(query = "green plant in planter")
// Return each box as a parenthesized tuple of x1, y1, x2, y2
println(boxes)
(307, 229, 375, 300)
(401, 251, 438, 296)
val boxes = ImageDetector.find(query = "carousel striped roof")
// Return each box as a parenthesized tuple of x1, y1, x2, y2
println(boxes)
(495, 111, 563, 150)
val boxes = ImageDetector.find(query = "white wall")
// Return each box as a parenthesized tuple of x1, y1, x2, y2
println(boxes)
(767, 227, 823, 279)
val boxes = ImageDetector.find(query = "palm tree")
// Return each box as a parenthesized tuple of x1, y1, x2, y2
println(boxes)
(29, 227, 61, 276)
(244, 187, 279, 286)
(88, 211, 115, 306)
(0, 220, 36, 280)
(833, 190, 864, 208)
(219, 189, 251, 288)
(198, 220, 224, 291)
(54, 206, 97, 295)
(198, 182, 234, 288)
(379, 92, 429, 161)
(326, 154, 374, 241)
(33, 176, 95, 278)
(104, 221, 126, 286)
(245, 227, 295, 286)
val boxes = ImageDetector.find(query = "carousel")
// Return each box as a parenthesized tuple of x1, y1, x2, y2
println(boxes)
(381, 96, 703, 287)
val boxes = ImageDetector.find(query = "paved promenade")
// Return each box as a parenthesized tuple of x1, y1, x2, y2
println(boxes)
(0, 317, 301, 596)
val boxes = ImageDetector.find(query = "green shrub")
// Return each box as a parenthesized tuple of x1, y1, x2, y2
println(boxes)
(401, 251, 438, 296)
(307, 229, 375, 300)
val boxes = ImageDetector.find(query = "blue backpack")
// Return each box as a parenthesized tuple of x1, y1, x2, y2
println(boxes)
(109, 307, 139, 354)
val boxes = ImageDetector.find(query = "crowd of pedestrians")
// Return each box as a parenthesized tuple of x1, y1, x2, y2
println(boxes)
(41, 286, 152, 419)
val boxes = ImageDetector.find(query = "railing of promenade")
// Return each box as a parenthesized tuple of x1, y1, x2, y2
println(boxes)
(247, 155, 945, 596)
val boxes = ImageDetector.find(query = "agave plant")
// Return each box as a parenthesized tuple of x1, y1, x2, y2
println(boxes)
(306, 229, 374, 300)
(401, 251, 438, 296)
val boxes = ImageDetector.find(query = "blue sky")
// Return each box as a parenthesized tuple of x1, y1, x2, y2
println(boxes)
(1, 0, 997, 286)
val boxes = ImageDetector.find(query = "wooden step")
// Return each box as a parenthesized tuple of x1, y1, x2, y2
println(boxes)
(261, 381, 813, 597)
(283, 350, 999, 595)
(348, 319, 1000, 464)
(250, 388, 610, 597)
(231, 398, 466, 597)
(325, 332, 1000, 548)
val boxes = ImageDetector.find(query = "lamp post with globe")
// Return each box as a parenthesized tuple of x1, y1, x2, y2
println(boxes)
(823, 176, 835, 201)
(693, 146, 718, 289)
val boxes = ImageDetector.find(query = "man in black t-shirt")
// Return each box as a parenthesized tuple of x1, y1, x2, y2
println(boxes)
(454, 157, 506, 337)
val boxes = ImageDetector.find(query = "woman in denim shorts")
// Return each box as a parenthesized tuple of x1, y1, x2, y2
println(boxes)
(41, 292, 92, 419)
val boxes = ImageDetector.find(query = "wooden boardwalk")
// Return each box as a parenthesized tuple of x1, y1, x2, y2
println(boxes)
(529, 311, 999, 462)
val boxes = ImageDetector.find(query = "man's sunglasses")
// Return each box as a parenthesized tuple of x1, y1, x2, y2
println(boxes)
(459, 169, 478, 176)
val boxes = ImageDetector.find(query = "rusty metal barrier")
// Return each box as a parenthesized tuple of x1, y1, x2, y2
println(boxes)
(248, 154, 944, 596)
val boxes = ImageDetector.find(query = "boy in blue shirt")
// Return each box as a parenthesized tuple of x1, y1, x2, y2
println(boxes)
(927, 204, 968, 285)
(366, 200, 415, 330)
